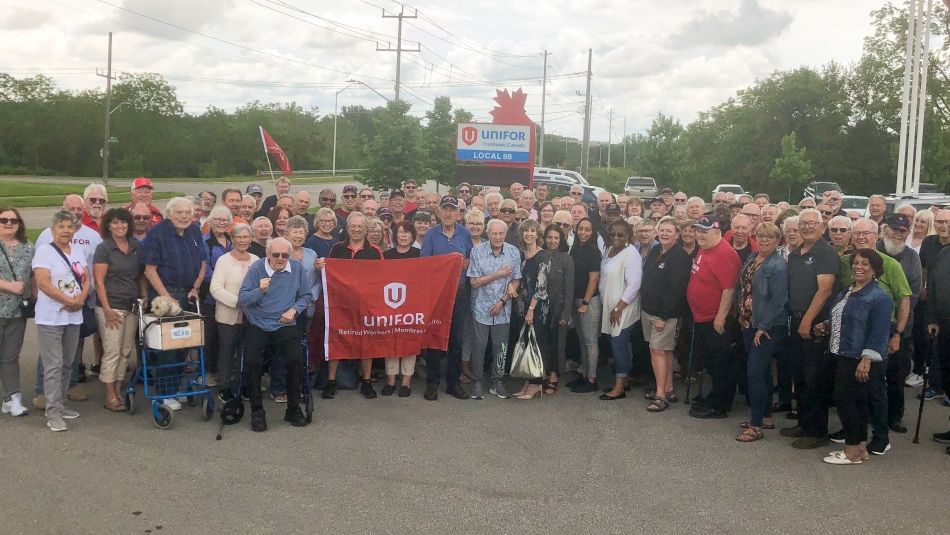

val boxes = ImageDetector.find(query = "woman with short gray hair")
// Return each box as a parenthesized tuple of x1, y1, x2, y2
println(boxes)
(33, 211, 90, 431)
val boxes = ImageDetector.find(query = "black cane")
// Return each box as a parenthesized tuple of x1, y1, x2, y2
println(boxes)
(912, 333, 936, 444)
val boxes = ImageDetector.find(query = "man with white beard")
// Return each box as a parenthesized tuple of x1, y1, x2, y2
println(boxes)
(876, 214, 922, 437)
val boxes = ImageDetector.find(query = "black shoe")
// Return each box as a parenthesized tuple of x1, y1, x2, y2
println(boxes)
(251, 410, 267, 432)
(599, 392, 626, 401)
(217, 389, 235, 404)
(424, 383, 438, 401)
(77, 363, 87, 384)
(321, 380, 337, 399)
(398, 385, 411, 397)
(786, 411, 798, 420)
(572, 381, 599, 393)
(381, 384, 395, 396)
(889, 422, 908, 434)
(771, 402, 792, 412)
(360, 380, 377, 399)
(690, 394, 706, 406)
(868, 438, 891, 456)
(828, 429, 846, 444)
(933, 430, 950, 444)
(446, 383, 468, 400)
(565, 377, 585, 389)
(780, 425, 805, 438)
(283, 406, 308, 427)
(89, 363, 100, 377)
(688, 406, 727, 419)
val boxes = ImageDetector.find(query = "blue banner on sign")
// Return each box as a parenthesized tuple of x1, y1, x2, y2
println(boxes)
(456, 149, 530, 163)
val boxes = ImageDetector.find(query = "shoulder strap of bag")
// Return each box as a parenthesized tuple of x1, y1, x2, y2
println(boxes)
(49, 243, 83, 291)
(0, 244, 18, 281)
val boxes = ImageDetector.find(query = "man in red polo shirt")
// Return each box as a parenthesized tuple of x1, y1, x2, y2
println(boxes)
(81, 183, 108, 234)
(686, 216, 741, 420)
(127, 177, 163, 227)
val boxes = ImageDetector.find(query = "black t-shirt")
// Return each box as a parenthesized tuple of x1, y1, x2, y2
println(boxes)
(919, 235, 949, 271)
(248, 241, 266, 259)
(787, 238, 838, 315)
(570, 241, 601, 300)
(733, 242, 753, 264)
(383, 247, 420, 260)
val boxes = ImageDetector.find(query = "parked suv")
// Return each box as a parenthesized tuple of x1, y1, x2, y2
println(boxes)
(804, 180, 842, 199)
(711, 184, 745, 198)
(533, 167, 589, 186)
(624, 176, 658, 199)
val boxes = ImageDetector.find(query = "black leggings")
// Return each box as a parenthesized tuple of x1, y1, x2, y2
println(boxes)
(834, 355, 882, 446)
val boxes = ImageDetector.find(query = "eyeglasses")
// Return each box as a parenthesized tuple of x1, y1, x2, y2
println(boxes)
(270, 252, 290, 259)
(360, 194, 374, 199)
(556, 222, 572, 228)
(608, 232, 627, 238)
(133, 215, 151, 221)
(320, 197, 336, 203)
(820, 210, 834, 216)
(459, 189, 470, 194)
(380, 216, 393, 222)
(0, 217, 20, 225)
(852, 231, 876, 237)
(500, 208, 516, 214)
(342, 194, 357, 200)
(570, 191, 583, 196)
(799, 221, 819, 229)
(88, 198, 107, 205)
(673, 198, 687, 204)
(514, 217, 526, 223)
(829, 227, 849, 233)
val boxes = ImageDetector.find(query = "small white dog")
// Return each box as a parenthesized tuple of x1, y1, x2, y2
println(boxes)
(150, 295, 183, 318)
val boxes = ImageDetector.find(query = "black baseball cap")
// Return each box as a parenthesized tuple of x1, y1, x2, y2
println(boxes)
(390, 189, 406, 199)
(692, 216, 720, 230)
(886, 213, 911, 231)
(440, 195, 460, 209)
(342, 185, 358, 195)
(605, 203, 621, 214)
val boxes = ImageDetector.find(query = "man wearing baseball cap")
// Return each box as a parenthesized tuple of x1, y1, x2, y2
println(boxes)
(246, 184, 264, 213)
(336, 185, 361, 220)
(420, 195, 474, 400)
(686, 216, 742, 420)
(127, 177, 163, 227)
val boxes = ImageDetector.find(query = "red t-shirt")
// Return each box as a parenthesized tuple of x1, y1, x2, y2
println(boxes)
(687, 238, 741, 323)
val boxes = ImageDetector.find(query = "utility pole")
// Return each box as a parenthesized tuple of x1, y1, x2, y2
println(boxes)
(539, 50, 548, 166)
(622, 117, 627, 169)
(580, 48, 592, 179)
(378, 6, 419, 102)
(607, 108, 613, 171)
(97, 32, 115, 185)
(896, 0, 933, 196)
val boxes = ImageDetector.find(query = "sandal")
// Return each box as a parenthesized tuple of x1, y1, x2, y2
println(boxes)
(736, 426, 764, 442)
(740, 420, 775, 430)
(543, 381, 559, 395)
(647, 397, 670, 412)
(103, 398, 126, 412)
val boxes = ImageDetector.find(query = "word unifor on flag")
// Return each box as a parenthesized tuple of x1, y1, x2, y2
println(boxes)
(321, 255, 463, 360)
(258, 125, 293, 176)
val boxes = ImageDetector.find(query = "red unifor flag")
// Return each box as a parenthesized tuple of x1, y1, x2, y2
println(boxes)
(258, 126, 293, 176)
(322, 255, 463, 359)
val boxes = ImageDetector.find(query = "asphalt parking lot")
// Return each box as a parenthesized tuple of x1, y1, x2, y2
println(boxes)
(2, 328, 949, 535)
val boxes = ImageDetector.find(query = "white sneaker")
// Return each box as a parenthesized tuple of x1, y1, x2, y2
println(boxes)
(1, 393, 28, 416)
(163, 398, 182, 411)
(905, 373, 924, 388)
(61, 408, 80, 419)
(47, 417, 67, 432)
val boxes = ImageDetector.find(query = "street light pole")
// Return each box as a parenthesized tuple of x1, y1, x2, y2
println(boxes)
(332, 80, 390, 177)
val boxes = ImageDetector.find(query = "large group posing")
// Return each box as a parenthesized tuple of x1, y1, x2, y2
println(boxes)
(1, 176, 950, 464)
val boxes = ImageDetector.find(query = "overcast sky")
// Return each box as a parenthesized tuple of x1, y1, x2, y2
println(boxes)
(4, 0, 883, 141)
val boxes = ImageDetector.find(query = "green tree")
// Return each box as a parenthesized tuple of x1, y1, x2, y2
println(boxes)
(769, 132, 813, 197)
(423, 96, 471, 186)
(362, 100, 426, 191)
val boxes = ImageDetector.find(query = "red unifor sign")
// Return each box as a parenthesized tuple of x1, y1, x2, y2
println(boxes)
(321, 255, 464, 360)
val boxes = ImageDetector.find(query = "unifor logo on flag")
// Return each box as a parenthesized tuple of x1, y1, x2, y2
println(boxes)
(322, 255, 463, 359)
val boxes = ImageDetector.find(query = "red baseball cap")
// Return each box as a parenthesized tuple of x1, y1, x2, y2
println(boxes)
(131, 177, 153, 190)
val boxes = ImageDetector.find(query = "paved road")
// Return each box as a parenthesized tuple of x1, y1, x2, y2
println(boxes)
(2, 326, 949, 534)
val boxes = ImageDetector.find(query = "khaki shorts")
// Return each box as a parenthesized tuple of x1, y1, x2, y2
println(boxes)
(641, 312, 679, 351)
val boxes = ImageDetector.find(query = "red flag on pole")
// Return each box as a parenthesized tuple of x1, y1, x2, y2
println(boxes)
(259, 126, 292, 176)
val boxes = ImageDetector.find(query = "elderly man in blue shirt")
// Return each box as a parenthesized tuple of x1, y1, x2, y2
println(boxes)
(466, 218, 521, 400)
(420, 195, 473, 401)
(238, 237, 313, 431)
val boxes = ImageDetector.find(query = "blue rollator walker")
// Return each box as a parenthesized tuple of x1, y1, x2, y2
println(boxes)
(125, 298, 214, 429)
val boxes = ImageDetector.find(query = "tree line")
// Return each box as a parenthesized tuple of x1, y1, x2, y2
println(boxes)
(1, 2, 948, 196)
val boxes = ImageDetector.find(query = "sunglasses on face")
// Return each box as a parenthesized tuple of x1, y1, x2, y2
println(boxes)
(821, 210, 834, 216)
(342, 194, 357, 200)
(360, 194, 374, 199)
(570, 191, 583, 196)
(0, 217, 20, 225)
(829, 227, 849, 233)
(270, 252, 290, 259)
(515, 217, 527, 223)
(556, 222, 571, 228)
(500, 208, 516, 214)
(88, 197, 107, 205)
(133, 215, 151, 221)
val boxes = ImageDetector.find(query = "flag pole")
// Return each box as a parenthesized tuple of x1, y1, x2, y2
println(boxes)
(259, 125, 277, 185)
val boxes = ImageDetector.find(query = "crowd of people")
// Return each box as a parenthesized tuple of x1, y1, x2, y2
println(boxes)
(1, 176, 949, 463)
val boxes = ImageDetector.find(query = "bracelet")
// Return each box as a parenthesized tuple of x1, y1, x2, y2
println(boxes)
(582, 300, 589, 306)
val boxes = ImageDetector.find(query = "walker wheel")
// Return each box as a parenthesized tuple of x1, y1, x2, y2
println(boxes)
(153, 403, 174, 429)
(125, 392, 135, 416)
(201, 396, 214, 421)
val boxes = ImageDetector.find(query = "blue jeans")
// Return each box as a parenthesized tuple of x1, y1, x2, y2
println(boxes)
(610, 324, 636, 378)
(743, 326, 785, 427)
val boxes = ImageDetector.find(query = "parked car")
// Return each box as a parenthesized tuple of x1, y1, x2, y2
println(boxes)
(804, 180, 842, 199)
(533, 167, 589, 186)
(880, 195, 950, 216)
(711, 184, 745, 198)
(624, 176, 658, 199)
(841, 195, 868, 211)
(532, 176, 605, 207)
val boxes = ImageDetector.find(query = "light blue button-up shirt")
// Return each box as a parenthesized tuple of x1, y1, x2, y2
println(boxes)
(467, 241, 522, 325)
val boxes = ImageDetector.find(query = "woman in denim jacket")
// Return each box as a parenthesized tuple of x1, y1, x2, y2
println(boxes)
(819, 249, 893, 465)
(735, 223, 788, 442)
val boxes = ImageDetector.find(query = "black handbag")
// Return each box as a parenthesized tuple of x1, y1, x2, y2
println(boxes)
(0, 243, 34, 318)
(49, 243, 98, 337)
